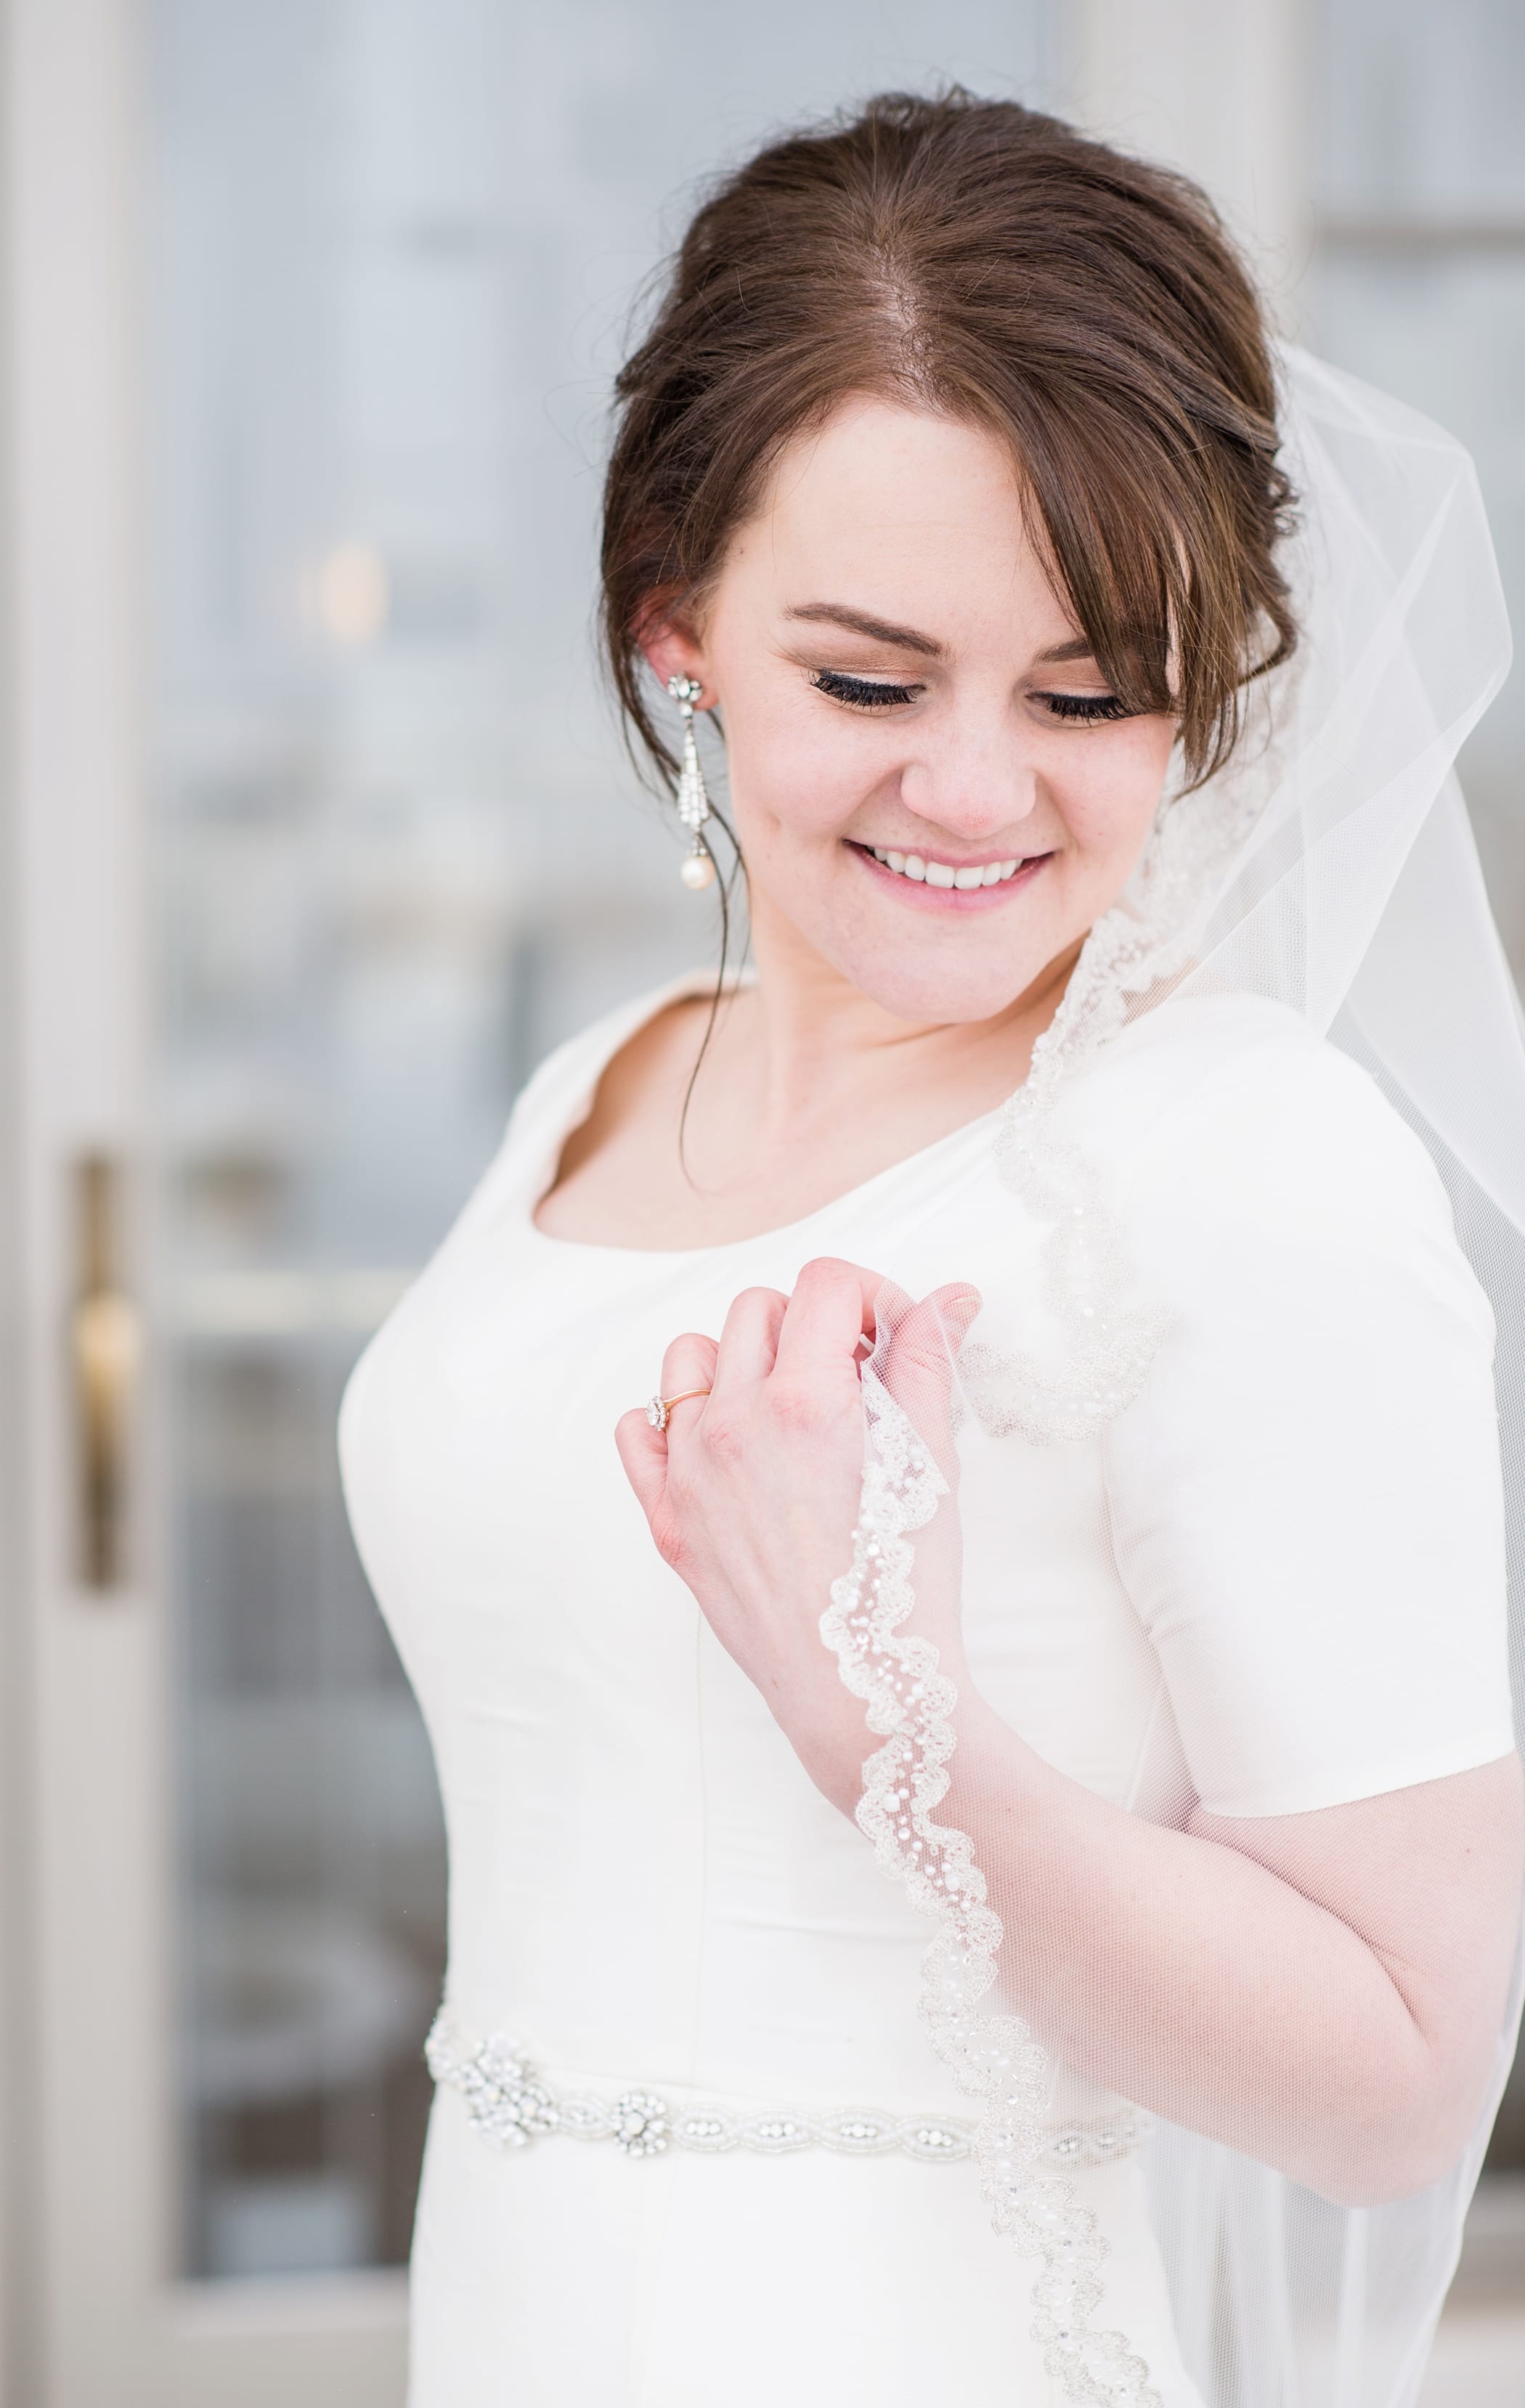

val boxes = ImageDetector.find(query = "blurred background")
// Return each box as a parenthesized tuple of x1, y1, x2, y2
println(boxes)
(0, 1, 1521, 2402)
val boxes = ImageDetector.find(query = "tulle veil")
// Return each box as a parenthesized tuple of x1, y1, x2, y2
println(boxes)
(826, 344, 1523, 2407)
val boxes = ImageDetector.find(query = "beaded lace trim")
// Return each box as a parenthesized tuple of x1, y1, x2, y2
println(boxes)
(961, 915, 1174, 1446)
(822, 1374, 1163, 2408)
(424, 2013, 1150, 2170)
(960, 726, 1277, 1448)
(814, 774, 1288, 2396)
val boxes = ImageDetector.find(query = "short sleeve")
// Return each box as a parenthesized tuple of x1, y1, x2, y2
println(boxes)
(1102, 1025, 1514, 1819)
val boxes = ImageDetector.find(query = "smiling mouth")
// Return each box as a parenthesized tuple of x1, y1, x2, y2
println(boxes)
(849, 841, 1049, 890)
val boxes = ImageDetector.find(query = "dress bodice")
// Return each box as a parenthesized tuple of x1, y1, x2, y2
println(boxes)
(340, 974, 1512, 2131)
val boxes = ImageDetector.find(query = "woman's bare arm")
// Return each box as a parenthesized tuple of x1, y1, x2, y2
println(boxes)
(617, 1254, 1523, 2210)
(948, 1710, 1521, 2205)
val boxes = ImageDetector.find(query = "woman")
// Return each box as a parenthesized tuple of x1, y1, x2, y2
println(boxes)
(340, 92, 1524, 2408)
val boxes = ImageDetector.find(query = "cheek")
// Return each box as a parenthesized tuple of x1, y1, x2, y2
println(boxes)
(724, 688, 888, 846)
(1051, 724, 1175, 868)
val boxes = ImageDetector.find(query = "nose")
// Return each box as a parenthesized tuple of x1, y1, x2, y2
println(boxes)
(898, 715, 1039, 839)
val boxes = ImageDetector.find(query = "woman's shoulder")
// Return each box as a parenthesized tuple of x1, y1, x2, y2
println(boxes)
(1054, 990, 1502, 1359)
(1072, 990, 1457, 1241)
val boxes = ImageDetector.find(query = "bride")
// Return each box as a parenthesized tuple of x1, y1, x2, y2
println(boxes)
(340, 90, 1524, 2408)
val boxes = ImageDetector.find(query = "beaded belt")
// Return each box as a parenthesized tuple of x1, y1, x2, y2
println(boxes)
(426, 2012, 1150, 2168)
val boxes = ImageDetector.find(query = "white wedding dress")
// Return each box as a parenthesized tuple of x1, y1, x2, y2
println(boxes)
(339, 969, 1513, 2408)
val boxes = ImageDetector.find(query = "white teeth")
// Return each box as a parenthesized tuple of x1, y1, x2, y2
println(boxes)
(865, 844, 1037, 887)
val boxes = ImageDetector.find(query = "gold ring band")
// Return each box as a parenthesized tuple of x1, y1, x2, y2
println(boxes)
(646, 1387, 711, 1434)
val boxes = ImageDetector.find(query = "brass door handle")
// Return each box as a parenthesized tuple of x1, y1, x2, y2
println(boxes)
(72, 1156, 139, 1589)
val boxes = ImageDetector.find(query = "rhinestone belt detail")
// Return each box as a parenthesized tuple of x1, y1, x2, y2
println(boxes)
(426, 2014, 1150, 2168)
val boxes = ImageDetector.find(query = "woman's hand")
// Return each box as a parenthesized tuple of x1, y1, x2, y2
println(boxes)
(616, 1257, 980, 1813)
(619, 1257, 1524, 2203)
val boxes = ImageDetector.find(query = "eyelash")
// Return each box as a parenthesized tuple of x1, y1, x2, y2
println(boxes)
(810, 668, 918, 709)
(810, 667, 1132, 726)
(1036, 691, 1131, 725)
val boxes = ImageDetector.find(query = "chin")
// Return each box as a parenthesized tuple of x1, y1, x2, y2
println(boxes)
(804, 856, 1101, 1026)
(833, 944, 1065, 1027)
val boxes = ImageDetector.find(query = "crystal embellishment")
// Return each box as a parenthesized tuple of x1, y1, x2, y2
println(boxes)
(667, 671, 717, 890)
(611, 2091, 670, 2157)
(822, 1377, 1163, 2407)
(435, 2027, 558, 2149)
(423, 2014, 1147, 2172)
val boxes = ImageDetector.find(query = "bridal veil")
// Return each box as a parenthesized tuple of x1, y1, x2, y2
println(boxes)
(827, 344, 1523, 2407)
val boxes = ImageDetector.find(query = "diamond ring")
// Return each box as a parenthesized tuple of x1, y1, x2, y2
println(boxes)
(646, 1388, 711, 1433)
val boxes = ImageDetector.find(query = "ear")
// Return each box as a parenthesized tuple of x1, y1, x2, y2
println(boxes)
(639, 613, 712, 709)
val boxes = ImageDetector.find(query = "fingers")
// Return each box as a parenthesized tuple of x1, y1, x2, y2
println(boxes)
(879, 1282, 982, 1379)
(658, 1331, 720, 1408)
(625, 1266, 977, 1525)
(770, 1258, 879, 1382)
(928, 1281, 983, 1350)
(615, 1406, 670, 1520)
(617, 1329, 718, 1523)
(880, 1283, 982, 1386)
(879, 1281, 982, 1483)
(711, 1286, 788, 1395)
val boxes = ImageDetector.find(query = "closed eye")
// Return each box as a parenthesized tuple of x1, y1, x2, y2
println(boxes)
(1035, 690, 1131, 724)
(811, 667, 921, 710)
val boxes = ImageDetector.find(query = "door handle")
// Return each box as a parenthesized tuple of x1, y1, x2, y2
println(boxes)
(71, 1155, 139, 1589)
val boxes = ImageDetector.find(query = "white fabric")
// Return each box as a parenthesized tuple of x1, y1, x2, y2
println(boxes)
(905, 346, 1523, 2408)
(339, 970, 1511, 2407)
(1097, 1000, 1508, 1820)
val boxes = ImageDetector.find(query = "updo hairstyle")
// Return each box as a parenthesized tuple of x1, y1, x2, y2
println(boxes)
(601, 89, 1296, 794)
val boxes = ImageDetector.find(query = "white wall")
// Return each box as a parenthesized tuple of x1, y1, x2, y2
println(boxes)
(1065, 0, 1314, 320)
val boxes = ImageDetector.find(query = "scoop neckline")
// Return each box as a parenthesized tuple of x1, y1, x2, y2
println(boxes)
(521, 969, 1007, 1264)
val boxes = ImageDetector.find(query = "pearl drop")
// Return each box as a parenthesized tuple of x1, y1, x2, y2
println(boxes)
(680, 849, 716, 891)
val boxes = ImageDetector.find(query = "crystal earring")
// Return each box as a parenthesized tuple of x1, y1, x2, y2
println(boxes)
(667, 673, 717, 891)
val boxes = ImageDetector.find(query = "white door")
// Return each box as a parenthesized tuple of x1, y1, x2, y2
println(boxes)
(2, 4, 1057, 2401)
(9, 1, 1521, 2403)
(6, 0, 419, 2396)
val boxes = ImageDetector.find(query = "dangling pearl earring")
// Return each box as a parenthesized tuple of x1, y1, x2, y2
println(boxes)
(667, 673, 717, 891)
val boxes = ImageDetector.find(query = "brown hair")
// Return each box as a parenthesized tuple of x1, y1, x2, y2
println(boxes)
(601, 88, 1296, 795)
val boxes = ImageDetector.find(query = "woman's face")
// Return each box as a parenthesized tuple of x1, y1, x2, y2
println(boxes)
(647, 395, 1178, 1026)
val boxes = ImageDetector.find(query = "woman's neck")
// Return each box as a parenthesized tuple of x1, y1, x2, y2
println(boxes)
(533, 909, 1083, 1249)
(731, 901, 1080, 1144)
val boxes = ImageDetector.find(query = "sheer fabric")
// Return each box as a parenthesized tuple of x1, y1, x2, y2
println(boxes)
(338, 347, 1519, 2407)
(837, 346, 1521, 2406)
(342, 982, 1508, 2405)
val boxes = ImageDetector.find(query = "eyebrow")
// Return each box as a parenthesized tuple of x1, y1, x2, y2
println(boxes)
(1033, 636, 1099, 666)
(786, 601, 945, 656)
(785, 602, 1097, 671)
